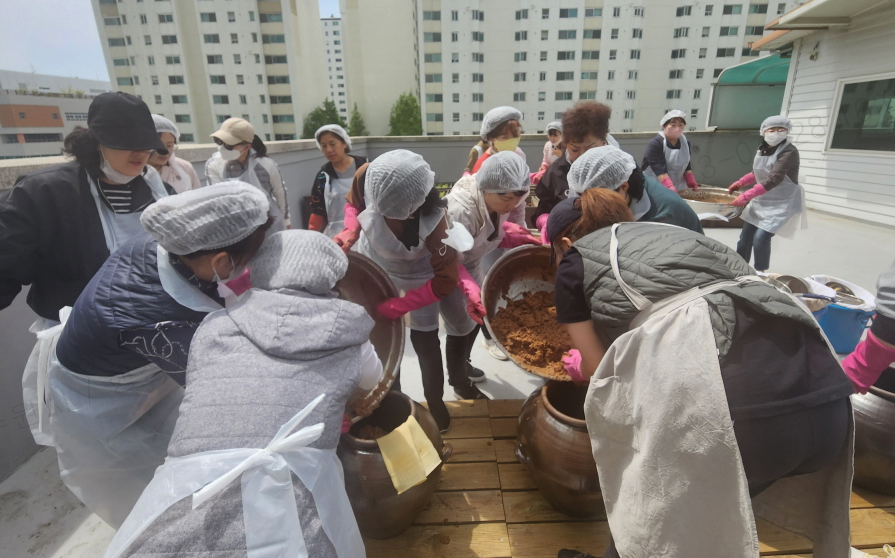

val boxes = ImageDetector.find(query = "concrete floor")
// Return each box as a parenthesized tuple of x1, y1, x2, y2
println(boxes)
(1, 209, 894, 557)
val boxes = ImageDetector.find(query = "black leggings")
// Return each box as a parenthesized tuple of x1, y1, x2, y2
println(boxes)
(602, 397, 851, 558)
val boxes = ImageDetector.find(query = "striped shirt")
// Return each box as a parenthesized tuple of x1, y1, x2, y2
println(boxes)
(97, 175, 156, 214)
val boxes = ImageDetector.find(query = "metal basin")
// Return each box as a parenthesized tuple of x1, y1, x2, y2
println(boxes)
(680, 186, 743, 220)
(336, 251, 404, 418)
(853, 367, 895, 495)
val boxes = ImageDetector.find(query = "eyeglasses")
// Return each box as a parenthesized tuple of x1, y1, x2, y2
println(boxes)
(213, 138, 246, 150)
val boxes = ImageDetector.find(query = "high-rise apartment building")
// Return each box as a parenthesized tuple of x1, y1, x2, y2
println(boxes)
(341, 0, 802, 135)
(91, 0, 327, 143)
(322, 17, 349, 117)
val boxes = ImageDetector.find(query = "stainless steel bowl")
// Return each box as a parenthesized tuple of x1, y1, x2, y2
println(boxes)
(680, 186, 744, 220)
(776, 275, 810, 294)
(336, 252, 404, 418)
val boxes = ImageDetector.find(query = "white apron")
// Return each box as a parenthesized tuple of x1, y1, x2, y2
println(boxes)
(103, 394, 364, 558)
(643, 132, 691, 192)
(209, 151, 285, 233)
(740, 140, 807, 239)
(584, 222, 852, 558)
(22, 167, 169, 447)
(322, 167, 355, 238)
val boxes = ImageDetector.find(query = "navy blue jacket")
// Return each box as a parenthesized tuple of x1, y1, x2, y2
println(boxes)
(640, 176, 704, 234)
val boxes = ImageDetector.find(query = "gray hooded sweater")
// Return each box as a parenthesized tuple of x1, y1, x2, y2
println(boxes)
(119, 287, 374, 558)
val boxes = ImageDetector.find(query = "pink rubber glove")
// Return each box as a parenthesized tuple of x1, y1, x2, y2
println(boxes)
(562, 349, 584, 382)
(377, 280, 439, 320)
(462, 171, 472, 177)
(841, 331, 895, 394)
(224, 268, 253, 297)
(333, 204, 361, 253)
(530, 170, 546, 185)
(728, 172, 756, 194)
(499, 221, 541, 249)
(731, 183, 767, 207)
(684, 171, 699, 190)
(536, 213, 551, 245)
(341, 415, 352, 434)
(660, 176, 676, 191)
(458, 266, 486, 325)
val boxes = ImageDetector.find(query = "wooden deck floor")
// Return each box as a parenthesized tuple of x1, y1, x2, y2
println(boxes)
(363, 399, 895, 558)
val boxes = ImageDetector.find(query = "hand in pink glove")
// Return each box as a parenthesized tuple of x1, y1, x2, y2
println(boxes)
(841, 331, 895, 394)
(562, 349, 585, 382)
(731, 183, 767, 207)
(341, 415, 352, 434)
(377, 280, 439, 320)
(728, 172, 756, 194)
(333, 203, 361, 253)
(530, 170, 546, 185)
(684, 171, 699, 190)
(536, 213, 551, 246)
(458, 266, 485, 325)
(659, 175, 676, 191)
(499, 221, 541, 249)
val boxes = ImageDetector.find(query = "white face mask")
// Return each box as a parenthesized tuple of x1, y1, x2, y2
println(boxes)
(99, 149, 142, 184)
(218, 144, 242, 161)
(764, 131, 788, 147)
(212, 255, 245, 284)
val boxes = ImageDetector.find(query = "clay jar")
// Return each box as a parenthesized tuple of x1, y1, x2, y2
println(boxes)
(853, 366, 895, 495)
(337, 390, 452, 539)
(516, 381, 602, 517)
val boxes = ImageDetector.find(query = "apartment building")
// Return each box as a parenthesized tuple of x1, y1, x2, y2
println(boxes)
(322, 17, 349, 117)
(341, 0, 803, 136)
(0, 70, 111, 159)
(91, 0, 327, 143)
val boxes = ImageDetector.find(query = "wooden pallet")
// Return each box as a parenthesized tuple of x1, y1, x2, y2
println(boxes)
(364, 399, 895, 558)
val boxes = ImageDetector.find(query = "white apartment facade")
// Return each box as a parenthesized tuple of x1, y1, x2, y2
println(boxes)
(91, 0, 327, 143)
(322, 17, 349, 117)
(0, 71, 111, 159)
(342, 0, 804, 136)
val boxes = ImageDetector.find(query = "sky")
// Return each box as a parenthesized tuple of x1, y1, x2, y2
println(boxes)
(0, 0, 341, 83)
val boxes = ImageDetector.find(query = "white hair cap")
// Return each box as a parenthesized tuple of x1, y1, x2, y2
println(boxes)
(314, 124, 352, 152)
(567, 146, 637, 194)
(366, 150, 435, 220)
(140, 181, 269, 255)
(250, 230, 347, 294)
(546, 121, 563, 133)
(480, 106, 523, 141)
(760, 115, 792, 135)
(660, 110, 688, 128)
(151, 114, 179, 141)
(477, 151, 530, 193)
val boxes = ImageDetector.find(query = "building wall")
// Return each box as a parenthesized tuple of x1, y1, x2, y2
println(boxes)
(322, 17, 349, 119)
(783, 1, 895, 227)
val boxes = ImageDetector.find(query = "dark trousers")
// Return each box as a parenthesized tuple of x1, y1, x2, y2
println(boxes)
(736, 222, 775, 271)
(445, 325, 480, 386)
(391, 329, 445, 402)
(602, 397, 851, 558)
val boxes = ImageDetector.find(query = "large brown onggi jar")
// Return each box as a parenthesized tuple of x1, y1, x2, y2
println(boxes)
(337, 390, 452, 539)
(516, 381, 603, 518)
(852, 366, 895, 495)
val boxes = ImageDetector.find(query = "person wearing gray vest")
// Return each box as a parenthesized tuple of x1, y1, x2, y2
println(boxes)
(103, 230, 381, 558)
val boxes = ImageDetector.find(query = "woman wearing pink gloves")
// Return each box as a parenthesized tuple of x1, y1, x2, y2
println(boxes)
(842, 260, 895, 394)
(440, 151, 541, 393)
(530, 121, 564, 186)
(729, 115, 807, 272)
(641, 110, 699, 192)
(331, 149, 483, 433)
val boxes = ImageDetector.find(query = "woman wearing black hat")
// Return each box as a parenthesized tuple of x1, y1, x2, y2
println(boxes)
(0, 91, 171, 445)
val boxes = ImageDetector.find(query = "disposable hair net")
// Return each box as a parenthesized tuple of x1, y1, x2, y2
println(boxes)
(151, 114, 180, 140)
(567, 146, 637, 194)
(546, 121, 563, 133)
(314, 124, 352, 151)
(365, 150, 435, 220)
(477, 151, 530, 193)
(606, 133, 620, 148)
(250, 230, 347, 294)
(140, 180, 270, 255)
(480, 106, 523, 140)
(660, 110, 688, 128)
(760, 115, 792, 135)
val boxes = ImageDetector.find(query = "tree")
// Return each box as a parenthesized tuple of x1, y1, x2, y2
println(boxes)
(347, 103, 369, 137)
(387, 92, 423, 136)
(301, 98, 346, 139)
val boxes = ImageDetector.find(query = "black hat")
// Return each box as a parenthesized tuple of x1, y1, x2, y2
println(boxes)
(88, 92, 168, 155)
(546, 197, 583, 245)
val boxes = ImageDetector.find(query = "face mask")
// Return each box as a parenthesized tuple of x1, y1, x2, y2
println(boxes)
(565, 151, 572, 164)
(764, 131, 787, 146)
(492, 137, 520, 153)
(99, 149, 141, 184)
(218, 144, 242, 161)
(212, 255, 244, 284)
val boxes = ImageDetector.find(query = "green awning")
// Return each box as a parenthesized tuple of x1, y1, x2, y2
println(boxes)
(717, 54, 790, 85)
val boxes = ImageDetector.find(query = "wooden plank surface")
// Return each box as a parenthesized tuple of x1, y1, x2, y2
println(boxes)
(852, 488, 895, 509)
(443, 417, 493, 439)
(506, 522, 612, 558)
(490, 417, 518, 439)
(849, 507, 895, 548)
(364, 523, 512, 558)
(414, 490, 506, 525)
(756, 518, 813, 554)
(421, 399, 489, 418)
(489, 399, 524, 418)
(503, 490, 604, 524)
(439, 462, 501, 491)
(498, 463, 538, 491)
(493, 438, 518, 463)
(446, 438, 497, 463)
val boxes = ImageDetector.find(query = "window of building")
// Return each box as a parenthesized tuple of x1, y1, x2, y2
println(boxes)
(453, 93, 461, 102)
(583, 29, 601, 39)
(200, 13, 216, 22)
(140, 14, 148, 24)
(515, 72, 528, 82)
(746, 26, 765, 35)
(426, 94, 443, 102)
(515, 31, 528, 41)
(742, 47, 757, 56)
(159, 13, 173, 23)
(451, 112, 460, 122)
(676, 6, 692, 16)
(542, 8, 550, 19)
(270, 96, 292, 104)
(749, 3, 768, 13)
(581, 71, 598, 80)
(705, 4, 714, 15)
(251, 33, 258, 43)
(701, 26, 710, 37)
(723, 4, 743, 14)
(472, 93, 483, 102)
(472, 10, 484, 21)
(630, 50, 641, 59)
(424, 32, 441, 42)
(633, 28, 643, 39)
(829, 76, 895, 152)
(104, 16, 120, 25)
(719, 26, 738, 36)
(515, 52, 527, 62)
(579, 91, 597, 100)
(696, 68, 705, 79)
(452, 52, 459, 63)
(514, 92, 527, 102)
(425, 74, 442, 84)
(166, 55, 180, 64)
(426, 113, 443, 122)
(472, 31, 484, 41)
(272, 115, 296, 123)
(694, 89, 702, 99)
(263, 55, 287, 65)
(116, 77, 134, 86)
(624, 110, 634, 119)
(555, 91, 573, 100)
(113, 58, 130, 66)
(556, 71, 573, 81)
(203, 34, 219, 43)
(541, 30, 549, 40)
(674, 27, 689, 38)
(699, 48, 707, 58)
(516, 9, 528, 19)
(234, 54, 241, 64)
(585, 8, 602, 17)
(161, 35, 177, 44)
(423, 10, 440, 20)
(452, 73, 459, 83)
(169, 75, 184, 84)
(560, 8, 578, 18)
(606, 91, 614, 100)
(611, 28, 619, 39)
(634, 7, 645, 16)
(626, 90, 636, 99)
(172, 114, 190, 124)
(472, 112, 484, 121)
(538, 111, 545, 120)
(144, 35, 152, 45)
(259, 13, 282, 22)
(172, 95, 187, 104)
(671, 49, 687, 59)
(452, 32, 459, 42)
(613, 7, 621, 16)
(538, 92, 546, 101)
(670, 69, 684, 79)
(472, 52, 485, 62)
(230, 33, 239, 44)
(126, 36, 132, 45)
(472, 73, 484, 82)
(666, 90, 682, 99)
(262, 34, 285, 43)
(216, 115, 230, 124)
(424, 53, 442, 63)
(713, 68, 724, 78)
(268, 75, 289, 84)
(539, 71, 547, 81)
(716, 47, 735, 57)
(777, 3, 787, 14)
(609, 50, 617, 60)
(557, 51, 575, 60)
(539, 51, 547, 61)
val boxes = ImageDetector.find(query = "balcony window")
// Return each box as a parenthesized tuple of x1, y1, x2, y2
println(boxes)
(670, 70, 684, 79)
(515, 31, 528, 41)
(557, 51, 575, 61)
(200, 13, 216, 22)
(424, 53, 441, 63)
(582, 50, 599, 60)
(203, 34, 219, 44)
(580, 91, 597, 99)
(515, 52, 527, 62)
(581, 72, 598, 80)
(161, 35, 177, 44)
(585, 8, 602, 17)
(629, 70, 638, 79)
(259, 13, 283, 22)
(213, 95, 229, 104)
(749, 3, 768, 13)
(723, 5, 743, 14)
(719, 26, 738, 36)
(515, 72, 528, 82)
(426, 113, 443, 122)
(472, 93, 483, 102)
(513, 92, 526, 102)
(426, 94, 443, 102)
(423, 10, 440, 20)
(560, 9, 578, 18)
(262, 34, 286, 43)
(633, 29, 643, 39)
(674, 27, 689, 38)
(666, 90, 681, 99)
(516, 9, 528, 19)
(556, 71, 573, 81)
(555, 92, 573, 101)
(676, 6, 692, 16)
(716, 47, 735, 57)
(425, 73, 442, 83)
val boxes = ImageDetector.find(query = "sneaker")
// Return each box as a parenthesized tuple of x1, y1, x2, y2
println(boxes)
(428, 399, 451, 433)
(453, 380, 491, 400)
(466, 363, 486, 383)
(482, 338, 509, 361)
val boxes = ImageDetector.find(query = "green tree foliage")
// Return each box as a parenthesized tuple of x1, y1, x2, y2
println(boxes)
(301, 98, 346, 139)
(387, 92, 423, 136)
(347, 103, 369, 137)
